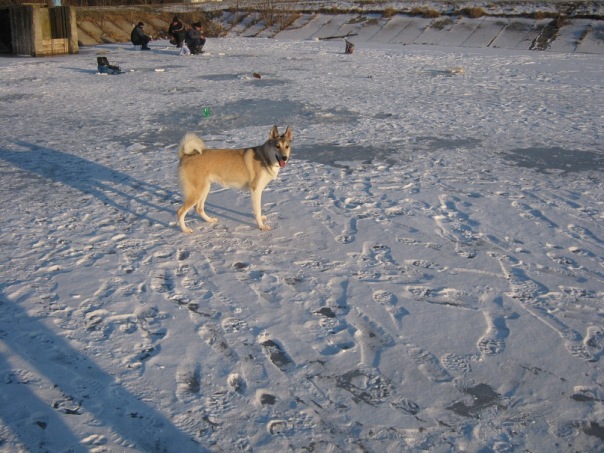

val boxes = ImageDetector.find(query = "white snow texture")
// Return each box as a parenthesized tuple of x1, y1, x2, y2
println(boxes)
(1, 25, 603, 453)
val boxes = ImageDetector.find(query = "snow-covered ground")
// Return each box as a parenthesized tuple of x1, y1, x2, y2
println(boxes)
(1, 35, 603, 452)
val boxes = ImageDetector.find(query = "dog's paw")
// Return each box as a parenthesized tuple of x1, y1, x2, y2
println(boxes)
(259, 224, 272, 231)
(206, 217, 218, 223)
(182, 227, 193, 234)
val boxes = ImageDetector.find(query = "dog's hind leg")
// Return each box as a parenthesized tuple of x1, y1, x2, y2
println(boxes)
(177, 197, 197, 234)
(177, 181, 211, 233)
(195, 182, 218, 224)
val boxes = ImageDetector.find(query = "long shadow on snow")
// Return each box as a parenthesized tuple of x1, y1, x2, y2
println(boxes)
(0, 142, 175, 228)
(0, 352, 82, 449)
(0, 288, 205, 452)
(0, 141, 274, 231)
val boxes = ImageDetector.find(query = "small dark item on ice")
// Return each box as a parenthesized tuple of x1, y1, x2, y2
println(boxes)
(97, 56, 123, 75)
(253, 72, 262, 79)
(345, 39, 355, 54)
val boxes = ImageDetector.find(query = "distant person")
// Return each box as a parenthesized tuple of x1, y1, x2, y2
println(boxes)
(168, 16, 186, 48)
(186, 22, 206, 55)
(131, 22, 151, 50)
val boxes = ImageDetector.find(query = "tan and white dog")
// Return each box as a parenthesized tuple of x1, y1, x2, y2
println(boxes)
(177, 126, 292, 233)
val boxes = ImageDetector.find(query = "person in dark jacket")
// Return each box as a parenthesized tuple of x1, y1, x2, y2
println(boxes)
(168, 16, 186, 48)
(131, 22, 151, 50)
(185, 22, 206, 55)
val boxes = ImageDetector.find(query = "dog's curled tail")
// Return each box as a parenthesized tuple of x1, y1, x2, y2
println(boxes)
(178, 133, 206, 159)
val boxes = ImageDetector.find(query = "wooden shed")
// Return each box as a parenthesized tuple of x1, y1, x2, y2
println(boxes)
(5, 4, 78, 56)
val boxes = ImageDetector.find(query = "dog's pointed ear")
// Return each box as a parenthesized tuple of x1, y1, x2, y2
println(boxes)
(270, 125, 279, 140)
(283, 126, 292, 141)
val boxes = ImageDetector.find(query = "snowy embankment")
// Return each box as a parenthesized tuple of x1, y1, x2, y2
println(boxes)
(75, 1, 604, 53)
(234, 11, 604, 53)
(1, 30, 603, 453)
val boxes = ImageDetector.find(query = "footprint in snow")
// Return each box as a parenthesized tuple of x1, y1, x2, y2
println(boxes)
(477, 293, 509, 357)
(372, 289, 408, 328)
(150, 269, 174, 293)
(441, 353, 473, 375)
(584, 326, 604, 360)
(175, 361, 202, 402)
(227, 372, 246, 394)
(352, 307, 395, 368)
(259, 335, 294, 372)
(267, 419, 290, 435)
(312, 208, 357, 244)
(405, 343, 452, 383)
(335, 365, 391, 406)
(198, 322, 236, 360)
(566, 223, 604, 246)
(390, 398, 421, 416)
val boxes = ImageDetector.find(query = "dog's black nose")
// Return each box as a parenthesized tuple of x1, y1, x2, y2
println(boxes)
(282, 156, 287, 161)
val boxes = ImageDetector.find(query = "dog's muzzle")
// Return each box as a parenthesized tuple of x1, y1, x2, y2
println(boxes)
(277, 154, 287, 168)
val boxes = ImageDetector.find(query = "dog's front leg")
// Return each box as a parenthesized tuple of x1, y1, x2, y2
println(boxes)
(251, 188, 270, 231)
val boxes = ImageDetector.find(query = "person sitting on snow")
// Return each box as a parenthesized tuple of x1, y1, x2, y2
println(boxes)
(168, 16, 186, 48)
(131, 22, 151, 50)
(185, 22, 206, 55)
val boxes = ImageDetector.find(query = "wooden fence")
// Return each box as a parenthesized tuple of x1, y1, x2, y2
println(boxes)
(8, 4, 78, 56)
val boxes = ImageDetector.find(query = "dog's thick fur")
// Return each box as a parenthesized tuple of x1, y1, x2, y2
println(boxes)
(177, 126, 292, 233)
